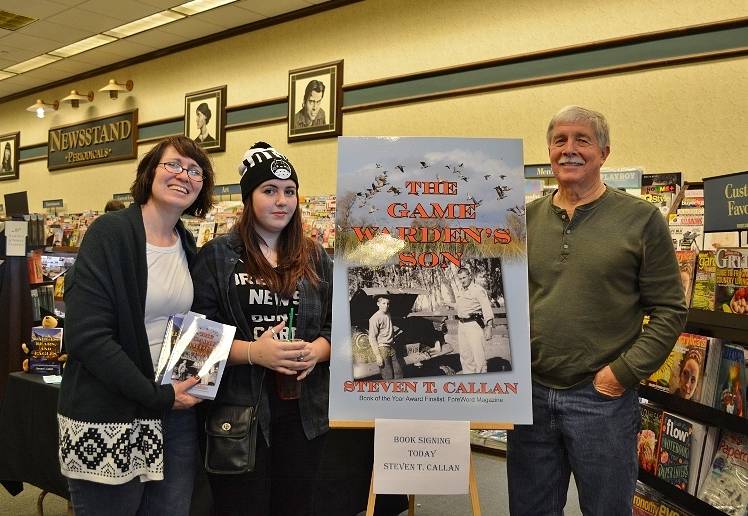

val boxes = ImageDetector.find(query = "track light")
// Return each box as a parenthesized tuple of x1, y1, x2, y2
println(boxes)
(99, 79, 134, 99)
(26, 99, 59, 118)
(61, 90, 94, 108)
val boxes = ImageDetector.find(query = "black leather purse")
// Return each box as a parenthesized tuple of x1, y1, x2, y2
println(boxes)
(204, 374, 264, 475)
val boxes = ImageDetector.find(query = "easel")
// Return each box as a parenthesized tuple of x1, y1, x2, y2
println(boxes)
(331, 420, 513, 516)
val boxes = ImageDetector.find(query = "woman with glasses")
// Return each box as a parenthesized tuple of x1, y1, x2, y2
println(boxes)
(57, 135, 215, 516)
(191, 141, 333, 515)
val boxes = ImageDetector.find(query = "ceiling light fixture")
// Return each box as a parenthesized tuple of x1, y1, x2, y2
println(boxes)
(171, 0, 238, 16)
(103, 10, 185, 38)
(26, 99, 59, 119)
(4, 54, 61, 74)
(48, 34, 118, 58)
(99, 79, 134, 99)
(61, 90, 94, 108)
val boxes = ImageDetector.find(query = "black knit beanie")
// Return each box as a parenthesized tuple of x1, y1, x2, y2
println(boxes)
(238, 141, 298, 202)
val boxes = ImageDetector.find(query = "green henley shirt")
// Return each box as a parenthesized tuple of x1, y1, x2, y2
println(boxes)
(527, 187, 688, 389)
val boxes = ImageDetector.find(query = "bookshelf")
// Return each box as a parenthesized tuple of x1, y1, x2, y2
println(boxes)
(638, 308, 748, 515)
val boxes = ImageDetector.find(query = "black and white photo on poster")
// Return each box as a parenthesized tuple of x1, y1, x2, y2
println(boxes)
(348, 258, 511, 381)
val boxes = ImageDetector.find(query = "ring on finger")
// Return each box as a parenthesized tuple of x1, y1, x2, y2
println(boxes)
(270, 328, 276, 337)
(296, 352, 303, 361)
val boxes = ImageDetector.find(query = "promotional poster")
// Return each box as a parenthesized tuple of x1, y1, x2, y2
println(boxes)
(329, 137, 532, 424)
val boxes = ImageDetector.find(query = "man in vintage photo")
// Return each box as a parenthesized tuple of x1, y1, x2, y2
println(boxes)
(194, 102, 215, 144)
(506, 105, 687, 515)
(293, 79, 327, 129)
(452, 267, 494, 374)
(368, 295, 406, 380)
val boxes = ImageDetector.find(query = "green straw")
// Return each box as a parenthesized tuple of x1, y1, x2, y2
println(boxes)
(288, 307, 295, 340)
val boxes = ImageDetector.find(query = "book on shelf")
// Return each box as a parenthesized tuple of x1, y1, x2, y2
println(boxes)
(633, 481, 663, 516)
(714, 248, 748, 315)
(683, 188, 704, 198)
(655, 411, 715, 495)
(647, 333, 709, 403)
(669, 225, 703, 252)
(698, 431, 748, 516)
(642, 189, 674, 216)
(712, 343, 746, 418)
(703, 232, 742, 252)
(691, 251, 716, 311)
(699, 339, 724, 411)
(668, 214, 704, 226)
(638, 403, 663, 475)
(197, 221, 216, 248)
(27, 250, 43, 283)
(28, 326, 64, 375)
(676, 250, 697, 308)
(160, 315, 236, 400)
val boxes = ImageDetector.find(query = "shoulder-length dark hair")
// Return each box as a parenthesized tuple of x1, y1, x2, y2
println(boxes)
(130, 135, 215, 217)
(236, 192, 319, 298)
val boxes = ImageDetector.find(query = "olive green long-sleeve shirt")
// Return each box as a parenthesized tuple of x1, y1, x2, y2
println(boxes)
(527, 187, 688, 389)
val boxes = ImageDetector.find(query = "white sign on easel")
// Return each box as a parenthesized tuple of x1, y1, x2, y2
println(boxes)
(373, 419, 470, 495)
(4, 220, 27, 257)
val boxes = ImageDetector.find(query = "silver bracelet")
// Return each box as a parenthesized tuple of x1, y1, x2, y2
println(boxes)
(246, 341, 253, 365)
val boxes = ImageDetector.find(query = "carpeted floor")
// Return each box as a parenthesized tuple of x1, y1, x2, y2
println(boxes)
(1, 452, 581, 516)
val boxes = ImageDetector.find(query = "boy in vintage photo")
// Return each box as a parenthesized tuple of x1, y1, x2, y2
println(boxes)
(368, 295, 406, 380)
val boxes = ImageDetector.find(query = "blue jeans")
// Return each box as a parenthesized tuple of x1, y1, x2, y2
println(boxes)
(68, 409, 198, 516)
(506, 382, 640, 516)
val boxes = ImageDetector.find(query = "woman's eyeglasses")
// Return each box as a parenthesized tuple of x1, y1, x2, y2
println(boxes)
(159, 161, 204, 182)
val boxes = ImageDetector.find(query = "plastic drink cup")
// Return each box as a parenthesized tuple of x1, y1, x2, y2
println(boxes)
(275, 339, 303, 400)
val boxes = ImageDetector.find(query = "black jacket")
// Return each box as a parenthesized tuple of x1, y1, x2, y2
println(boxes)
(57, 204, 196, 484)
(191, 230, 333, 443)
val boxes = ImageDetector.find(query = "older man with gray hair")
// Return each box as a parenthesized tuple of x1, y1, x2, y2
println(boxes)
(506, 106, 687, 515)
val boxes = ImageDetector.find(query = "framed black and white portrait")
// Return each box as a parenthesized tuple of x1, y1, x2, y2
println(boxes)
(184, 85, 226, 153)
(288, 60, 343, 143)
(0, 132, 19, 181)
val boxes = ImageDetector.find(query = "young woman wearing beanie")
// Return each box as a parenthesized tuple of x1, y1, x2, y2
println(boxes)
(191, 142, 333, 515)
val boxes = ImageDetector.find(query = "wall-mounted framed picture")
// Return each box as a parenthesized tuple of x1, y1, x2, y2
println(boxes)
(184, 85, 226, 153)
(0, 132, 20, 181)
(288, 60, 343, 143)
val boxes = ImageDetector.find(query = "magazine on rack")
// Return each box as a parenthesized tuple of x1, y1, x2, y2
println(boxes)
(160, 315, 236, 400)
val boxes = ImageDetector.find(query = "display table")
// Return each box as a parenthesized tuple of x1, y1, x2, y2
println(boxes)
(0, 372, 68, 499)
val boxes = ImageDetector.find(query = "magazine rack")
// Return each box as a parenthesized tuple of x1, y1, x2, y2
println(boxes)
(330, 420, 513, 516)
(638, 308, 748, 516)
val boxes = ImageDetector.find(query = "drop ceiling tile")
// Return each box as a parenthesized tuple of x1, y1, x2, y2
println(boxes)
(76, 0, 161, 21)
(125, 29, 185, 49)
(137, 0, 186, 9)
(236, 0, 309, 17)
(158, 16, 223, 39)
(93, 38, 154, 58)
(46, 8, 126, 33)
(17, 20, 91, 46)
(0, 45, 41, 63)
(0, 32, 61, 54)
(0, 0, 70, 19)
(193, 5, 264, 28)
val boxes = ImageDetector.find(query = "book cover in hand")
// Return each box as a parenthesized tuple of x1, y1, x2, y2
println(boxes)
(29, 327, 63, 374)
(713, 343, 746, 417)
(655, 411, 693, 491)
(698, 431, 748, 515)
(691, 251, 716, 311)
(161, 317, 236, 400)
(154, 312, 205, 383)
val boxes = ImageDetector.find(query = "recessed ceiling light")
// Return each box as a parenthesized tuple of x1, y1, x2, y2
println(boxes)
(48, 34, 117, 58)
(171, 0, 238, 16)
(0, 71, 16, 80)
(103, 10, 185, 38)
(4, 54, 61, 74)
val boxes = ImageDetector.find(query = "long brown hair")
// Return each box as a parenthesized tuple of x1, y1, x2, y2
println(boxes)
(236, 192, 319, 298)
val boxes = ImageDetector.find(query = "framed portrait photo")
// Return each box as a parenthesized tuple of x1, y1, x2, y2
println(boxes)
(184, 85, 226, 153)
(288, 60, 343, 143)
(0, 132, 19, 181)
